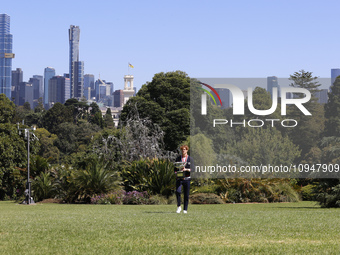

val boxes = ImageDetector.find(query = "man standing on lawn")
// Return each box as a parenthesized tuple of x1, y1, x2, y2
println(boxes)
(174, 145, 194, 214)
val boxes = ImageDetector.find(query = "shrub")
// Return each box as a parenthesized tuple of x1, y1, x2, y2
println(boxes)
(317, 184, 340, 208)
(122, 158, 175, 196)
(148, 194, 168, 205)
(91, 190, 125, 205)
(91, 190, 150, 205)
(123, 191, 149, 205)
(167, 194, 178, 205)
(190, 193, 224, 204)
(73, 158, 120, 203)
(191, 184, 221, 194)
(218, 178, 300, 203)
(301, 184, 318, 201)
(32, 172, 56, 202)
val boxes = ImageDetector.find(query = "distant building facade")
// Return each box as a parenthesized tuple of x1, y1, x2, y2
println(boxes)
(315, 89, 328, 104)
(331, 68, 340, 89)
(11, 68, 23, 105)
(215, 88, 231, 109)
(48, 76, 69, 106)
(267, 76, 280, 98)
(69, 25, 84, 99)
(18, 82, 33, 107)
(113, 89, 124, 107)
(44, 67, 55, 108)
(84, 74, 95, 100)
(0, 14, 14, 99)
(32, 75, 44, 99)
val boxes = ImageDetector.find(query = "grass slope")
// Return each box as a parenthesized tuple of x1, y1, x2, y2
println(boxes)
(0, 201, 339, 254)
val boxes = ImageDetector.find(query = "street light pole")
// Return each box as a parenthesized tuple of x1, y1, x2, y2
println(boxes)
(27, 128, 32, 204)
(18, 124, 36, 205)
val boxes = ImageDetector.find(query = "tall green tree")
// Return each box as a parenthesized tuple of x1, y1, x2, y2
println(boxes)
(0, 95, 28, 199)
(34, 128, 59, 163)
(289, 70, 321, 97)
(324, 76, 340, 137)
(315, 76, 340, 208)
(89, 102, 104, 128)
(120, 71, 190, 151)
(104, 108, 114, 128)
(0, 94, 16, 123)
(41, 103, 73, 134)
(287, 70, 324, 159)
(225, 128, 300, 167)
(65, 98, 89, 124)
(0, 123, 27, 199)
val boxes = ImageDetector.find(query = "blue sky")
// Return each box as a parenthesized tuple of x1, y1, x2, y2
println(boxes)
(2, 0, 340, 90)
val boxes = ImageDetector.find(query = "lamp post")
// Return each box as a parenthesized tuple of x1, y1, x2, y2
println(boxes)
(17, 123, 37, 205)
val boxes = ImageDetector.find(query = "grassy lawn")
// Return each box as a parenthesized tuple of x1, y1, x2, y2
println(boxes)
(0, 201, 339, 254)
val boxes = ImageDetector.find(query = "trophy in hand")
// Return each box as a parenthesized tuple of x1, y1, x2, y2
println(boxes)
(174, 161, 187, 179)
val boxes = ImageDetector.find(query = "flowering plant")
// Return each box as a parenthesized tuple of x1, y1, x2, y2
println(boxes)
(91, 190, 149, 205)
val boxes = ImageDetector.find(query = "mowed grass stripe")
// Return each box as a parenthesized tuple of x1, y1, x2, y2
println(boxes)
(0, 201, 339, 254)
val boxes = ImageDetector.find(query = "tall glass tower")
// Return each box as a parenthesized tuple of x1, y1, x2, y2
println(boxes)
(331, 68, 340, 87)
(267, 76, 280, 98)
(84, 74, 95, 100)
(44, 67, 55, 107)
(69, 25, 84, 99)
(0, 14, 14, 99)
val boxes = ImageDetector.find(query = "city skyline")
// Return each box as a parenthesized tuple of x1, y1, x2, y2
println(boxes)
(1, 1, 340, 92)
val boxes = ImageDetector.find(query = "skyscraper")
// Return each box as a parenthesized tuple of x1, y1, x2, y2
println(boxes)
(44, 67, 55, 108)
(267, 76, 280, 98)
(12, 68, 23, 105)
(33, 75, 44, 99)
(29, 76, 41, 107)
(315, 89, 328, 104)
(214, 88, 230, 109)
(113, 90, 124, 107)
(48, 76, 68, 106)
(331, 68, 340, 88)
(0, 14, 14, 99)
(18, 82, 33, 107)
(84, 74, 95, 99)
(69, 25, 84, 99)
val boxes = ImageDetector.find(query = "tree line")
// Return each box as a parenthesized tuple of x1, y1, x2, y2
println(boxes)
(0, 70, 339, 207)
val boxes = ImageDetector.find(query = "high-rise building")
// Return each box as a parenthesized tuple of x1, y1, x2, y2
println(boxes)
(0, 14, 14, 99)
(48, 76, 68, 106)
(315, 89, 328, 104)
(215, 88, 230, 109)
(84, 74, 95, 100)
(29, 76, 42, 108)
(113, 90, 124, 107)
(69, 25, 84, 99)
(267, 76, 280, 98)
(64, 77, 70, 102)
(33, 75, 43, 99)
(95, 78, 107, 100)
(11, 68, 23, 105)
(44, 67, 55, 107)
(331, 68, 340, 89)
(18, 82, 33, 107)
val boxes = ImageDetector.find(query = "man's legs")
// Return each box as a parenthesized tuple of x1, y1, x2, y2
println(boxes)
(183, 180, 190, 211)
(176, 179, 182, 207)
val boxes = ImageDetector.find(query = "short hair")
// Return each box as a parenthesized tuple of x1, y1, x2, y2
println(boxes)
(180, 145, 189, 151)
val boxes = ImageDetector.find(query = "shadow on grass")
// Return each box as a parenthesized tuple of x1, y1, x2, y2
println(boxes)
(143, 211, 176, 214)
(273, 206, 321, 209)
